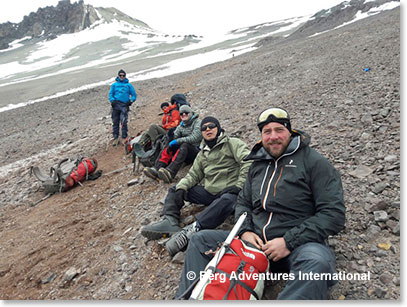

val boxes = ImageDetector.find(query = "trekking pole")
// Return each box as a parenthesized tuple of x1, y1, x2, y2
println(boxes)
(189, 212, 247, 300)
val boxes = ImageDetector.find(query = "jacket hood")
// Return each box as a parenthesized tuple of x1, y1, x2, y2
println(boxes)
(245, 129, 311, 162)
(115, 77, 129, 83)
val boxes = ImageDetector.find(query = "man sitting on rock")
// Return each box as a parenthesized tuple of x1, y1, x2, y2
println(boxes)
(141, 116, 252, 256)
(143, 105, 202, 183)
(175, 107, 346, 300)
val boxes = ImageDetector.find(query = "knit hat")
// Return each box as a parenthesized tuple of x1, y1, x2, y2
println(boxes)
(118, 69, 126, 76)
(201, 116, 222, 148)
(160, 102, 169, 109)
(179, 105, 192, 114)
(179, 105, 193, 122)
(201, 116, 221, 133)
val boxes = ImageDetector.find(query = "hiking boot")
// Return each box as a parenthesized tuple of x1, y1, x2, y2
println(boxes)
(157, 168, 174, 183)
(165, 222, 200, 256)
(141, 216, 181, 240)
(143, 167, 159, 180)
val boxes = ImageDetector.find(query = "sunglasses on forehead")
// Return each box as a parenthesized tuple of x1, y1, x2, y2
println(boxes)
(201, 123, 217, 131)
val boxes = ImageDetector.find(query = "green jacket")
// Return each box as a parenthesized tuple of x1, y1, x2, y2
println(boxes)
(176, 132, 252, 195)
(234, 130, 345, 251)
(174, 113, 202, 146)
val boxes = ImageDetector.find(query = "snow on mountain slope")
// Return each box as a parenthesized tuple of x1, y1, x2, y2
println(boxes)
(0, 0, 399, 112)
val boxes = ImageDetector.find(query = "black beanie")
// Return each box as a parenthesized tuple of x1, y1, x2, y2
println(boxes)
(201, 116, 222, 148)
(160, 102, 169, 109)
(118, 69, 126, 76)
(201, 116, 221, 133)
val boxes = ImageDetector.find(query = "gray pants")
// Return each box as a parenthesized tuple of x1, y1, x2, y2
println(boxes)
(175, 230, 337, 300)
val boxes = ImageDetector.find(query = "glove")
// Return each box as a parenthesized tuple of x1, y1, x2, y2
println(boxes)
(221, 186, 241, 195)
(174, 189, 187, 205)
(169, 139, 178, 149)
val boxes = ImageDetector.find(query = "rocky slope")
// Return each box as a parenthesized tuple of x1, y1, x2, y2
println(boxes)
(0, 6, 400, 300)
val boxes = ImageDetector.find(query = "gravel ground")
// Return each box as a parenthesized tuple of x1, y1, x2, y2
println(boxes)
(0, 8, 400, 300)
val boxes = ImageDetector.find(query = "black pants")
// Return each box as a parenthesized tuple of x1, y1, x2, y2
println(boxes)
(163, 185, 237, 229)
(175, 230, 337, 300)
(162, 143, 200, 177)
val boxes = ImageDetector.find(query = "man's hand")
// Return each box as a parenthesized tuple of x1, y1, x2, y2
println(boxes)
(261, 237, 291, 262)
(240, 231, 264, 250)
(174, 189, 186, 205)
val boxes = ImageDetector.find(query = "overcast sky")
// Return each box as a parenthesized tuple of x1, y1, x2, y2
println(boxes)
(0, 0, 346, 35)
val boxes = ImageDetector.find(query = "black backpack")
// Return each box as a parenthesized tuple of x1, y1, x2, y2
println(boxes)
(132, 134, 169, 168)
(170, 94, 190, 110)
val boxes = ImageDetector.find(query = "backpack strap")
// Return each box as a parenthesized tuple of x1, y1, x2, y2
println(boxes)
(214, 265, 260, 300)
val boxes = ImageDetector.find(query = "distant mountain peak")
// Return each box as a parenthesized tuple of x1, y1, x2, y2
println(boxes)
(0, 0, 152, 50)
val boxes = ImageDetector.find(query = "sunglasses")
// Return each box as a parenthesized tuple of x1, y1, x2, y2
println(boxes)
(257, 107, 289, 126)
(119, 74, 125, 77)
(180, 112, 190, 116)
(201, 123, 217, 131)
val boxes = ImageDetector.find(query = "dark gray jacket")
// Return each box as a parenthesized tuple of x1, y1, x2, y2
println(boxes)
(234, 130, 345, 251)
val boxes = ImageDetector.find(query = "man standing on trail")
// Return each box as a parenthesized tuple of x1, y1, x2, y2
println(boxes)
(109, 69, 137, 146)
(175, 107, 346, 300)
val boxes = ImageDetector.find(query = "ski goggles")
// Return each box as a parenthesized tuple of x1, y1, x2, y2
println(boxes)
(201, 123, 217, 131)
(257, 107, 291, 132)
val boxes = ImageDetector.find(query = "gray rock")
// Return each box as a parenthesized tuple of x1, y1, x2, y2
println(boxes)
(391, 201, 400, 208)
(373, 183, 387, 194)
(349, 165, 373, 179)
(373, 210, 388, 222)
(374, 287, 387, 299)
(375, 250, 387, 257)
(379, 272, 393, 284)
(127, 179, 138, 186)
(390, 209, 400, 221)
(384, 155, 398, 163)
(64, 267, 79, 282)
(367, 224, 381, 234)
(41, 273, 56, 284)
(392, 223, 400, 236)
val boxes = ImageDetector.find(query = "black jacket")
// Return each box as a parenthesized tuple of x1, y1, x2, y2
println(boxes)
(235, 130, 345, 251)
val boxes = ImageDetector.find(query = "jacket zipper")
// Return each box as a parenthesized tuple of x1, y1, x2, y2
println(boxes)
(262, 159, 278, 242)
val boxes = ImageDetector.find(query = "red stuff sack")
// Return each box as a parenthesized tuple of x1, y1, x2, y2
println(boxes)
(65, 158, 98, 190)
(198, 238, 269, 300)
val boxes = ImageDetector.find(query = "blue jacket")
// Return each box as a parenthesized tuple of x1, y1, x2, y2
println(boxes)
(109, 77, 137, 103)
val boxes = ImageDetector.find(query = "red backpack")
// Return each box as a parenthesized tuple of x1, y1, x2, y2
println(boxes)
(196, 238, 269, 300)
